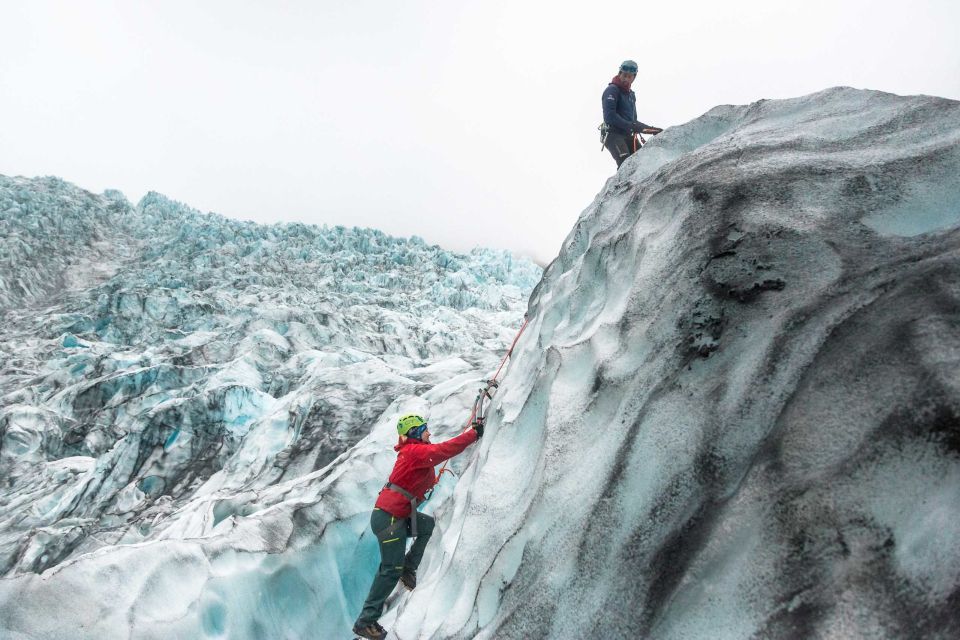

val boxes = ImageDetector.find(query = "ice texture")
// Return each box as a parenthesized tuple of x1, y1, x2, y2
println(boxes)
(0, 176, 538, 637)
(4, 87, 960, 639)
(384, 88, 960, 639)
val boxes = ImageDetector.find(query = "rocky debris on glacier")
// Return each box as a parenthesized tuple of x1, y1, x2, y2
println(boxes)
(0, 175, 538, 617)
(379, 88, 959, 639)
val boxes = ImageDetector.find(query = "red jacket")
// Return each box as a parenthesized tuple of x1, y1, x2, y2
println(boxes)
(374, 429, 478, 518)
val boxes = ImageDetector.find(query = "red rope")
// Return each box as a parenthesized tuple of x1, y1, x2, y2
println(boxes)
(433, 315, 529, 485)
(491, 315, 530, 382)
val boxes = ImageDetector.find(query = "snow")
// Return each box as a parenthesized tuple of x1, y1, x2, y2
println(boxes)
(3, 87, 960, 638)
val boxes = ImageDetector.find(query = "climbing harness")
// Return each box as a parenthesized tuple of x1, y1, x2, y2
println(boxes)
(428, 314, 530, 497)
(601, 124, 647, 154)
(383, 482, 420, 536)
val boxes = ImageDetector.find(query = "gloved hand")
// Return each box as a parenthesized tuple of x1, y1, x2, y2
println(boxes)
(472, 417, 485, 438)
(641, 127, 663, 135)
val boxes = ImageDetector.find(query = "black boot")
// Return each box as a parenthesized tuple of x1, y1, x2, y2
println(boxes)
(399, 568, 417, 591)
(353, 620, 386, 639)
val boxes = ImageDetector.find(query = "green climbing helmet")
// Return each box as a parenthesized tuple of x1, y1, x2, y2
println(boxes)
(397, 414, 427, 436)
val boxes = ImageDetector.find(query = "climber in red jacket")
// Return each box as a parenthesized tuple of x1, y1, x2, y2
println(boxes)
(353, 414, 482, 640)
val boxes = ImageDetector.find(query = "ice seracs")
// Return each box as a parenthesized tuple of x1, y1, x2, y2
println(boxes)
(0, 177, 537, 636)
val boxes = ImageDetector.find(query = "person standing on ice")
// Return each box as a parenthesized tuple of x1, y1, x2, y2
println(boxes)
(602, 59, 663, 167)
(353, 413, 482, 640)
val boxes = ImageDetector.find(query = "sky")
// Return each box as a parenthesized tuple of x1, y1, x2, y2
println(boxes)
(1, 1, 958, 265)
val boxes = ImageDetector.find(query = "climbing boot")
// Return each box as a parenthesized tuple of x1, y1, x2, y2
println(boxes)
(353, 620, 386, 639)
(399, 568, 417, 591)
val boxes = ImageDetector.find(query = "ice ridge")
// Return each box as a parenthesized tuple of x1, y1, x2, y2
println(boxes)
(387, 87, 960, 639)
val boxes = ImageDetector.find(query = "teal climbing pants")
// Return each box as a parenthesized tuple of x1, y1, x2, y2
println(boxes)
(357, 507, 435, 625)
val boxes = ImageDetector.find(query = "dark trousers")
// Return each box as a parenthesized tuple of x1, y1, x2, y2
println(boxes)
(605, 130, 639, 167)
(357, 507, 435, 625)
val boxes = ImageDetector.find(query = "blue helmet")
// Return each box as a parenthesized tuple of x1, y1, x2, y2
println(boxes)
(619, 59, 638, 74)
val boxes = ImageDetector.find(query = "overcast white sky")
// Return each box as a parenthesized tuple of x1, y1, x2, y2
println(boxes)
(2, 1, 958, 264)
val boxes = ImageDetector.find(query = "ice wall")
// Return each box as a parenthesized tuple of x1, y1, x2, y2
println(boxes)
(387, 88, 960, 639)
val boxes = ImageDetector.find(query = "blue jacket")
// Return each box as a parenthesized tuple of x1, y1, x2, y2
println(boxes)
(602, 83, 648, 136)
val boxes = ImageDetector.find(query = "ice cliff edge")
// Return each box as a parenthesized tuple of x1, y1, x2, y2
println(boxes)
(389, 87, 960, 638)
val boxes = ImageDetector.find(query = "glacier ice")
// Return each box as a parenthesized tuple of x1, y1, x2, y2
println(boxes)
(0, 175, 538, 637)
(3, 86, 960, 639)
(387, 88, 960, 639)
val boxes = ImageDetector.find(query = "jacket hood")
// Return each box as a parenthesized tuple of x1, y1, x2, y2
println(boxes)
(394, 437, 427, 452)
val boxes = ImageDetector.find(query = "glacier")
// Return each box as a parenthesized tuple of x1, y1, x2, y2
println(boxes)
(382, 88, 960, 639)
(3, 86, 960, 639)
(0, 178, 539, 637)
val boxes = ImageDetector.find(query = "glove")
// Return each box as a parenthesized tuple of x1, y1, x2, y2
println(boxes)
(641, 127, 663, 135)
(472, 417, 485, 438)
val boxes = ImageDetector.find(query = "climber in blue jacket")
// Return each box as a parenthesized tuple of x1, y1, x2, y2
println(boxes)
(602, 60, 663, 167)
